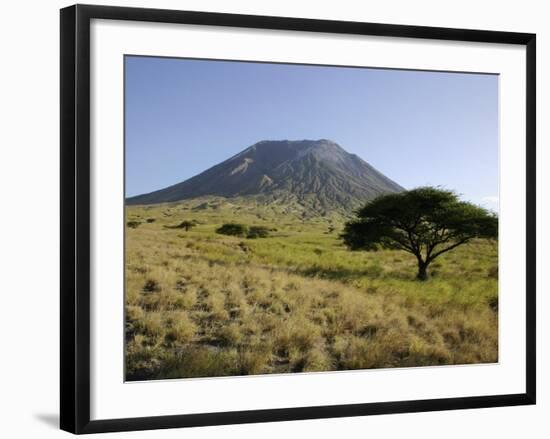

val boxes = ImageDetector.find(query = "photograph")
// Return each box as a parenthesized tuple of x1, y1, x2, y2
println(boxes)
(124, 56, 499, 382)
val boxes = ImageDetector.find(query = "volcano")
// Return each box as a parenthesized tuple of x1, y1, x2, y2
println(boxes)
(127, 139, 403, 213)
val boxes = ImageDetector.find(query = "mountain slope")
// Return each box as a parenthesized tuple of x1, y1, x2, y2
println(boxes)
(127, 139, 403, 213)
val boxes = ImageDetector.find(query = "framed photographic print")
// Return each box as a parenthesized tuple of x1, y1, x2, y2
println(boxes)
(60, 4, 536, 434)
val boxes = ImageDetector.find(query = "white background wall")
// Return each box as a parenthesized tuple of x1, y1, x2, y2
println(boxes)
(0, 0, 546, 437)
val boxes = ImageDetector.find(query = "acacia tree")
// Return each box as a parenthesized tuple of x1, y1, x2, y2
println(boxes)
(341, 187, 498, 280)
(176, 220, 195, 231)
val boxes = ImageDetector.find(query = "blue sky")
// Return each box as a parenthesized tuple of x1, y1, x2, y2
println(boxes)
(125, 56, 499, 210)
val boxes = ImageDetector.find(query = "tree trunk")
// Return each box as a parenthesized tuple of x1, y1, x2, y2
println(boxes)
(416, 260, 429, 281)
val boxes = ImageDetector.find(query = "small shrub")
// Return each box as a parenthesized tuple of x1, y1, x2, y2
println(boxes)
(125, 335, 162, 380)
(275, 319, 321, 353)
(143, 279, 161, 293)
(126, 305, 145, 322)
(217, 323, 242, 346)
(247, 226, 270, 239)
(178, 290, 197, 309)
(164, 311, 196, 344)
(146, 218, 156, 223)
(127, 220, 141, 229)
(303, 346, 333, 372)
(237, 343, 272, 375)
(205, 292, 229, 321)
(488, 296, 498, 312)
(238, 242, 250, 253)
(176, 220, 195, 231)
(139, 312, 164, 338)
(216, 223, 248, 237)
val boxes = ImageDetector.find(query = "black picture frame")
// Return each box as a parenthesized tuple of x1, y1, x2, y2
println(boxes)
(60, 4, 536, 434)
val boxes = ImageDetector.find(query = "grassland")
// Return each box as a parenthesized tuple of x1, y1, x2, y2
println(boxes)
(125, 197, 498, 381)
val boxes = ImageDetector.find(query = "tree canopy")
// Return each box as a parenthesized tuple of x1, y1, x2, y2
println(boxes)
(216, 223, 248, 237)
(176, 220, 195, 231)
(216, 223, 270, 239)
(341, 187, 498, 280)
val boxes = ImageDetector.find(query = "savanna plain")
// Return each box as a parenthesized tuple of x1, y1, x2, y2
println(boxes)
(125, 197, 498, 381)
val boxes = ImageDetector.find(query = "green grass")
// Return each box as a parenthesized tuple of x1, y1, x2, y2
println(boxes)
(125, 197, 498, 380)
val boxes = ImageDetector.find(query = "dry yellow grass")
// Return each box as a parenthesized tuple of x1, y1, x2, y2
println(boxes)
(125, 198, 498, 380)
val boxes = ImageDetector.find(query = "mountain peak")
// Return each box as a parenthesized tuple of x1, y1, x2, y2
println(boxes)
(127, 139, 403, 213)
(251, 139, 341, 152)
